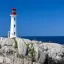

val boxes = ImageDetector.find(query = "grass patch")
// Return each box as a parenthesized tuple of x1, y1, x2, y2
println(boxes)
(13, 38, 18, 49)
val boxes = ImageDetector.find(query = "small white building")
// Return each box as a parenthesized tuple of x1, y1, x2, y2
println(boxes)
(0, 37, 4, 41)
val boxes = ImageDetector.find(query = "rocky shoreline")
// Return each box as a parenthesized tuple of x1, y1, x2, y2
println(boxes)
(0, 37, 64, 64)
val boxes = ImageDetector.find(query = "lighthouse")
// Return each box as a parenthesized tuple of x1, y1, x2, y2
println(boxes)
(10, 8, 17, 38)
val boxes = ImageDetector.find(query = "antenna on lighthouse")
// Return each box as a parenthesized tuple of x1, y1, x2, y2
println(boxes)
(9, 8, 17, 38)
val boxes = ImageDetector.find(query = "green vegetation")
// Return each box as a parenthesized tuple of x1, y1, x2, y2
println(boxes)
(12, 38, 18, 55)
(13, 38, 18, 49)
(23, 40, 36, 61)
(28, 43, 36, 57)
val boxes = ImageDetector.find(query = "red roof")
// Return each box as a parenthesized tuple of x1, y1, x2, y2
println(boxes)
(12, 8, 16, 11)
(11, 12, 16, 15)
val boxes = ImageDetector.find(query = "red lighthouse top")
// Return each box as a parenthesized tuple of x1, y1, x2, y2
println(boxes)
(12, 8, 16, 11)
(11, 8, 16, 15)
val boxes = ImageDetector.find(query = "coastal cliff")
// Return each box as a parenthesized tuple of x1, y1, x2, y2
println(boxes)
(0, 37, 64, 64)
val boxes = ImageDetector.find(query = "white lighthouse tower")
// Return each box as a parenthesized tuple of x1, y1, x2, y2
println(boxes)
(10, 8, 17, 38)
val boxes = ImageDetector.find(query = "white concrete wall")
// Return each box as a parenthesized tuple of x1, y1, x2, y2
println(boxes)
(10, 15, 16, 38)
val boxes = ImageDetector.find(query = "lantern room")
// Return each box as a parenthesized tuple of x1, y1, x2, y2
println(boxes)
(11, 8, 16, 15)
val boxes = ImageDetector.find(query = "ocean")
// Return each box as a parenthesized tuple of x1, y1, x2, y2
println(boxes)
(21, 36, 64, 44)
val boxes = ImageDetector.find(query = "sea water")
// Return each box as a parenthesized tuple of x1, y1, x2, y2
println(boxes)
(21, 36, 64, 44)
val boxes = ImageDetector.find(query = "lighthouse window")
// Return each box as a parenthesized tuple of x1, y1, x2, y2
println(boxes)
(14, 25, 15, 27)
(14, 32, 15, 35)
(14, 18, 15, 21)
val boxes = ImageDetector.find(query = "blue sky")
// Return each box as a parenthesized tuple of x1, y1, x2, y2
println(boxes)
(0, 0, 64, 36)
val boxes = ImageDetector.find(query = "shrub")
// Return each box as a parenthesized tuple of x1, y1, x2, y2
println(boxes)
(24, 41, 36, 62)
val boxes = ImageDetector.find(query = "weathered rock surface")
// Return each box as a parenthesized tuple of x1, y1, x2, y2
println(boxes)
(0, 37, 63, 64)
